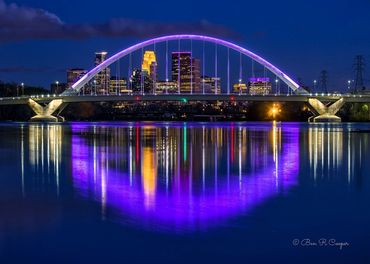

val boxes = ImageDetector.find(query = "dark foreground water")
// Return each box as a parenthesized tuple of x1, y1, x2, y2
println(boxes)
(0, 122, 369, 263)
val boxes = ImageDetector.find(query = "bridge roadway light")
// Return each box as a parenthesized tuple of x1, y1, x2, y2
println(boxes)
(55, 81, 59, 94)
(93, 80, 97, 95)
(275, 79, 279, 94)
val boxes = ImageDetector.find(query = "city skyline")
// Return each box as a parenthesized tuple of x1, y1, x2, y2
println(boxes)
(60, 48, 274, 96)
(0, 0, 369, 91)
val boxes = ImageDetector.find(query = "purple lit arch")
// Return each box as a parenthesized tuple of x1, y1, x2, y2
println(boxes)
(64, 35, 301, 95)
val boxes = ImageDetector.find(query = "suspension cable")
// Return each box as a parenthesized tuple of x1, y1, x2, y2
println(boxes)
(166, 40, 169, 94)
(227, 47, 230, 95)
(215, 43, 218, 95)
(178, 39, 181, 94)
(190, 39, 193, 94)
(202, 41, 205, 94)
(239, 52, 242, 95)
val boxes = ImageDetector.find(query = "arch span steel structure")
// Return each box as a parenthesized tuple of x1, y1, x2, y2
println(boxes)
(63, 34, 304, 95)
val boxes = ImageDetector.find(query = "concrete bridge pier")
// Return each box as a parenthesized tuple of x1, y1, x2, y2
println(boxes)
(307, 98, 345, 122)
(28, 99, 67, 122)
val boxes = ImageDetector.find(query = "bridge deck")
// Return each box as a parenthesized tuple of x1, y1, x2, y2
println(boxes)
(1, 94, 370, 105)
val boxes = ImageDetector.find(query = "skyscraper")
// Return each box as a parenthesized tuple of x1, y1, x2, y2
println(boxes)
(171, 52, 201, 93)
(142, 51, 157, 93)
(94, 51, 110, 94)
(142, 51, 157, 75)
(130, 69, 152, 94)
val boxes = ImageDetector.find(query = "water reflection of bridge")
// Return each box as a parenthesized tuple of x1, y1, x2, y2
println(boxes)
(306, 125, 367, 184)
(70, 123, 299, 231)
(18, 123, 368, 231)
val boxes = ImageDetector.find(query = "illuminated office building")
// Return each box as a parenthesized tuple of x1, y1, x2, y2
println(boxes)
(233, 83, 248, 94)
(156, 81, 178, 94)
(94, 51, 111, 94)
(201, 76, 221, 94)
(109, 77, 131, 94)
(248, 77, 272, 95)
(171, 52, 201, 93)
(130, 69, 153, 94)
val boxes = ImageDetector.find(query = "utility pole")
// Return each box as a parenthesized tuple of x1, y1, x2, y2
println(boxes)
(320, 70, 328, 93)
(353, 55, 365, 93)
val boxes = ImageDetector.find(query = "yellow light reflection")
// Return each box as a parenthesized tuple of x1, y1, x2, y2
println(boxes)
(308, 126, 343, 181)
(27, 124, 62, 195)
(142, 147, 157, 209)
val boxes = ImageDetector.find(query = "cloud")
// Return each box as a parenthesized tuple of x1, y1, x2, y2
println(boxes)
(0, 1, 238, 42)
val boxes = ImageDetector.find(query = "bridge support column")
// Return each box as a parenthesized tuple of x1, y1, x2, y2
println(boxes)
(307, 98, 345, 122)
(28, 99, 67, 122)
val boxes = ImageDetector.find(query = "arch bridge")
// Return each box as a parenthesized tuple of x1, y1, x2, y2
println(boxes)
(0, 34, 357, 122)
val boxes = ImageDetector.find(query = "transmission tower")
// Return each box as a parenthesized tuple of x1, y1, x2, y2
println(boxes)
(353, 55, 365, 93)
(320, 70, 328, 93)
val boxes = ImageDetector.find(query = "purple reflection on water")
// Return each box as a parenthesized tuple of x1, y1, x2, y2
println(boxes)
(71, 123, 299, 232)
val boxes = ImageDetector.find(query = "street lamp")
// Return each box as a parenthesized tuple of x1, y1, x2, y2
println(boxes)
(93, 80, 97, 95)
(313, 80, 317, 92)
(347, 80, 351, 91)
(55, 81, 59, 94)
(21, 82, 24, 96)
(239, 78, 242, 95)
(275, 79, 279, 94)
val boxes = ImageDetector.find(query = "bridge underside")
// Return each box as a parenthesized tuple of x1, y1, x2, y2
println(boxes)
(28, 99, 66, 122)
(307, 98, 345, 122)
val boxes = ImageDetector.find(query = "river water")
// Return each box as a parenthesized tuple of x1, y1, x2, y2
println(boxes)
(0, 122, 369, 263)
